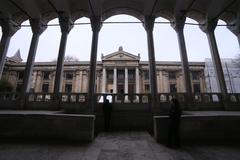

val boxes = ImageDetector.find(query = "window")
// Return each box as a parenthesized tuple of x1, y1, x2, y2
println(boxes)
(128, 70, 135, 80)
(193, 83, 201, 93)
(43, 71, 50, 80)
(144, 70, 149, 80)
(107, 70, 113, 80)
(65, 72, 73, 80)
(117, 70, 124, 80)
(145, 84, 150, 93)
(18, 71, 24, 80)
(170, 84, 177, 93)
(65, 84, 72, 93)
(42, 83, 49, 93)
(169, 71, 176, 80)
(192, 71, 199, 80)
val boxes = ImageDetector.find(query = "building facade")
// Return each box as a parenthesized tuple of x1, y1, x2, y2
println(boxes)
(205, 58, 240, 93)
(2, 47, 206, 94)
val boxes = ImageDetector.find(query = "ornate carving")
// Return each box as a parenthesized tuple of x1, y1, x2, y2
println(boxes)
(200, 19, 218, 33)
(0, 18, 20, 37)
(30, 19, 47, 34)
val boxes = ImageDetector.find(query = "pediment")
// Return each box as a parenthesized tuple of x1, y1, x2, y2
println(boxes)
(102, 47, 140, 61)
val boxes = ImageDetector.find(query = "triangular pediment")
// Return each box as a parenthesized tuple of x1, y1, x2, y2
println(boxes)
(102, 47, 140, 61)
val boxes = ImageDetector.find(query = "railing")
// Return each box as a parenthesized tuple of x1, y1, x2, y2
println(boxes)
(0, 92, 21, 101)
(0, 92, 240, 110)
(26, 93, 88, 103)
(95, 93, 151, 104)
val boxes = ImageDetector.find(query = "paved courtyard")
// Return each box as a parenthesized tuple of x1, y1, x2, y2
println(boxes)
(0, 132, 240, 160)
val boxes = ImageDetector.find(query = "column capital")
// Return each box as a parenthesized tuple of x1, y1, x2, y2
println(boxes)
(200, 19, 218, 33)
(143, 16, 155, 32)
(227, 18, 240, 36)
(30, 19, 47, 34)
(0, 18, 20, 37)
(90, 17, 102, 32)
(171, 16, 186, 31)
(58, 12, 74, 33)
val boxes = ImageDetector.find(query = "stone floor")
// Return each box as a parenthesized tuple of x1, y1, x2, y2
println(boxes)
(0, 132, 240, 160)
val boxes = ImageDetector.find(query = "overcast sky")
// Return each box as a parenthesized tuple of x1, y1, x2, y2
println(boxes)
(1, 15, 239, 62)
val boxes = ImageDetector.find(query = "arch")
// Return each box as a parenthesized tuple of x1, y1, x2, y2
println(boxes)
(35, 18, 61, 62)
(153, 17, 180, 61)
(219, 11, 237, 25)
(184, 17, 211, 61)
(66, 17, 92, 61)
(71, 10, 90, 22)
(155, 10, 174, 22)
(41, 11, 58, 24)
(11, 11, 29, 25)
(7, 20, 32, 61)
(98, 14, 147, 60)
(102, 8, 143, 22)
(186, 10, 206, 24)
(215, 19, 239, 59)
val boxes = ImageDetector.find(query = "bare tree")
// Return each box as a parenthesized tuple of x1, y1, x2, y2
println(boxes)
(52, 55, 79, 62)
(64, 55, 79, 62)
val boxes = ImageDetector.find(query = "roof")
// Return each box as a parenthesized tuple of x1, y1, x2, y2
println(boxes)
(6, 49, 23, 63)
(102, 46, 140, 61)
(0, 0, 238, 26)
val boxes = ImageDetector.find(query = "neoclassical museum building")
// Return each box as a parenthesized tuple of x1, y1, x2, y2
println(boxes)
(2, 46, 206, 94)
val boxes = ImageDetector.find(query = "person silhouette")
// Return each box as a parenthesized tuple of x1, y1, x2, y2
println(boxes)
(168, 98, 182, 148)
(102, 99, 112, 131)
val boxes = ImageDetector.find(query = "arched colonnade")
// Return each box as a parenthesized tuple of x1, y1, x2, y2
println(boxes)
(0, 1, 240, 110)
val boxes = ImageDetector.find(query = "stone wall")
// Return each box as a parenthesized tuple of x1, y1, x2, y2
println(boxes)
(0, 112, 95, 142)
(154, 112, 240, 144)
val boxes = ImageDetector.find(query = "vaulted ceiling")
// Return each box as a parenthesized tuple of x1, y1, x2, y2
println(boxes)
(0, 0, 239, 25)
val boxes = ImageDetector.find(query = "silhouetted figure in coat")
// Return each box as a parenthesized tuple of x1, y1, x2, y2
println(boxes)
(168, 98, 182, 148)
(102, 99, 112, 131)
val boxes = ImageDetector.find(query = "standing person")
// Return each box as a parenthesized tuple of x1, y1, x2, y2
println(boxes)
(102, 99, 112, 131)
(168, 98, 182, 148)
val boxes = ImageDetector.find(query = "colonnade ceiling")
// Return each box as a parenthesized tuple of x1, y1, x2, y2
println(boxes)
(0, 0, 239, 25)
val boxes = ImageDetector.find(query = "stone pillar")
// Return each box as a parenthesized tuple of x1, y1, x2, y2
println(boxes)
(21, 19, 46, 96)
(171, 16, 192, 106)
(135, 67, 140, 94)
(88, 17, 102, 111)
(143, 16, 158, 106)
(0, 19, 19, 79)
(75, 70, 80, 92)
(53, 13, 73, 98)
(79, 71, 83, 92)
(135, 67, 140, 101)
(124, 67, 128, 101)
(102, 66, 106, 93)
(200, 19, 228, 98)
(113, 67, 117, 93)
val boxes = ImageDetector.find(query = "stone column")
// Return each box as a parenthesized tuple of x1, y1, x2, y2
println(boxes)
(75, 70, 80, 92)
(53, 13, 73, 98)
(0, 19, 19, 79)
(79, 70, 83, 93)
(102, 66, 106, 93)
(200, 19, 228, 98)
(171, 16, 192, 106)
(88, 17, 102, 111)
(113, 67, 117, 93)
(124, 67, 128, 101)
(135, 67, 140, 94)
(143, 16, 158, 106)
(21, 19, 46, 96)
(135, 67, 140, 101)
